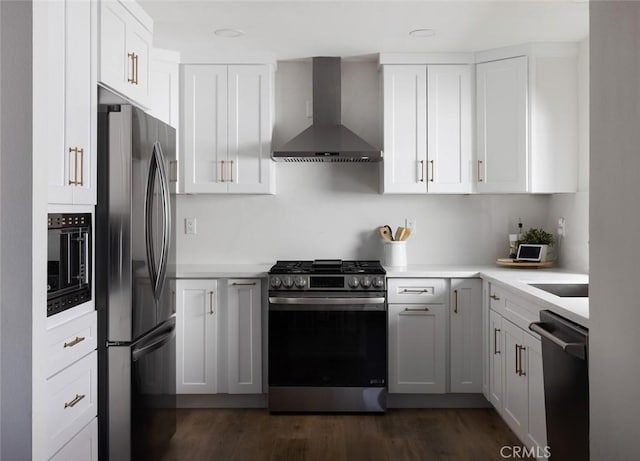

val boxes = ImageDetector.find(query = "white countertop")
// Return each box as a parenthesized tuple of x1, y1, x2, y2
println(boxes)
(386, 264, 589, 328)
(170, 263, 589, 327)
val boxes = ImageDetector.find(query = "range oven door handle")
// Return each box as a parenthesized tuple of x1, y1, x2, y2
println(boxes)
(269, 297, 386, 305)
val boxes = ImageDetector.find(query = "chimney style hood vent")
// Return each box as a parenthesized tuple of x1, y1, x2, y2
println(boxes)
(272, 57, 381, 163)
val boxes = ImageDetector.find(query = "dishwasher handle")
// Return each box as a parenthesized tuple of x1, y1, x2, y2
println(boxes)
(529, 321, 587, 360)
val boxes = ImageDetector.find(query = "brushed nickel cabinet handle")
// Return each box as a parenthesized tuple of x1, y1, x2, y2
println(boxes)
(128, 52, 135, 83)
(518, 345, 526, 376)
(490, 294, 500, 301)
(404, 307, 430, 312)
(63, 336, 86, 348)
(78, 148, 84, 186)
(209, 291, 215, 315)
(231, 282, 256, 287)
(478, 160, 484, 182)
(453, 289, 458, 314)
(429, 160, 435, 182)
(134, 53, 139, 85)
(494, 328, 500, 354)
(64, 393, 85, 409)
(220, 160, 225, 182)
(419, 160, 425, 182)
(402, 289, 429, 294)
(515, 344, 520, 374)
(68, 147, 78, 185)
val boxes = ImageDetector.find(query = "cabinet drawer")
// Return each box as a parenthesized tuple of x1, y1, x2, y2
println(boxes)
(387, 278, 448, 304)
(47, 350, 97, 457)
(488, 284, 507, 313)
(46, 311, 97, 378)
(489, 283, 543, 332)
(49, 417, 97, 461)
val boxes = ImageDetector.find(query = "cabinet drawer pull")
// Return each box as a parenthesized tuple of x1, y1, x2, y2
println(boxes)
(220, 160, 225, 182)
(515, 344, 520, 374)
(453, 289, 458, 314)
(429, 160, 434, 182)
(63, 336, 86, 348)
(64, 393, 85, 409)
(68, 147, 78, 185)
(493, 328, 500, 354)
(231, 282, 256, 286)
(78, 147, 84, 186)
(209, 291, 215, 315)
(404, 307, 430, 312)
(419, 160, 425, 182)
(477, 160, 484, 182)
(490, 294, 500, 301)
(128, 52, 136, 83)
(402, 289, 429, 294)
(230, 160, 234, 183)
(518, 345, 526, 376)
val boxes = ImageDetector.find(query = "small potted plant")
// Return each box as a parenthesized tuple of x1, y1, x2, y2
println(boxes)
(519, 227, 555, 261)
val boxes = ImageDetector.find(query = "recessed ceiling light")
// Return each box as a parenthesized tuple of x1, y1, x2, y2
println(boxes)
(409, 29, 436, 38)
(214, 28, 244, 38)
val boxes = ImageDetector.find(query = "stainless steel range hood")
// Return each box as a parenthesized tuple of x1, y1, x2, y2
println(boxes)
(272, 57, 382, 163)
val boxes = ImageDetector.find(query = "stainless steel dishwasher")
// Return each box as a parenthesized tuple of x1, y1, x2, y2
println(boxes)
(530, 310, 589, 461)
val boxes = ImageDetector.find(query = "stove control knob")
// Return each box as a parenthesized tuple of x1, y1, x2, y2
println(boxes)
(282, 276, 294, 289)
(270, 277, 282, 289)
(295, 277, 307, 289)
(373, 276, 385, 289)
(348, 276, 360, 289)
(361, 276, 372, 288)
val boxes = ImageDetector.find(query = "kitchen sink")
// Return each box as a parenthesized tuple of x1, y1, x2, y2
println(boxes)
(528, 283, 589, 298)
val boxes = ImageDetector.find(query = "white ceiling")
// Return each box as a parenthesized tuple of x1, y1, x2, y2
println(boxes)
(139, 0, 589, 62)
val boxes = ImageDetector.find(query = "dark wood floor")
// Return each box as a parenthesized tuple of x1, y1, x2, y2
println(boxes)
(159, 408, 530, 461)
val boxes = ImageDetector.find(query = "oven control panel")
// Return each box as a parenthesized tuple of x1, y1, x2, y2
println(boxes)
(269, 275, 385, 291)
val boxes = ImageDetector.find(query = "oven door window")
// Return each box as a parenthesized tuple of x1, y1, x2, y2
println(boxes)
(269, 309, 387, 387)
(48, 229, 83, 294)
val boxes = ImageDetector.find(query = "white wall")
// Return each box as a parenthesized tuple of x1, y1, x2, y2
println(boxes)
(176, 61, 551, 265)
(0, 1, 32, 458)
(547, 38, 589, 273)
(590, 3, 640, 458)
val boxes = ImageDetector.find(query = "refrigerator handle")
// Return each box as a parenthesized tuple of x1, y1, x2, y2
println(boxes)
(144, 146, 160, 299)
(154, 141, 171, 300)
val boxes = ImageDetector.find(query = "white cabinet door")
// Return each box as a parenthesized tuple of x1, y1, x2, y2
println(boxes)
(502, 317, 529, 438)
(427, 66, 473, 193)
(47, 0, 96, 205)
(489, 309, 504, 410)
(176, 279, 219, 394)
(227, 66, 273, 194)
(150, 50, 180, 128)
(99, 0, 152, 108)
(524, 332, 547, 450)
(449, 279, 482, 393)
(476, 56, 528, 193)
(182, 65, 228, 193)
(49, 417, 98, 461)
(382, 65, 428, 194)
(388, 304, 447, 393)
(227, 279, 262, 393)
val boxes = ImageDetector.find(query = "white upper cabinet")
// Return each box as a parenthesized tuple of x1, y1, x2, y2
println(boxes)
(427, 66, 473, 193)
(382, 65, 427, 194)
(181, 64, 275, 194)
(476, 44, 578, 193)
(99, 0, 152, 109)
(150, 49, 180, 128)
(382, 64, 472, 194)
(476, 56, 528, 193)
(44, 0, 97, 205)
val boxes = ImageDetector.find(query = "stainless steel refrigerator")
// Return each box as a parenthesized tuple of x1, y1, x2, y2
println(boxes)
(96, 102, 176, 461)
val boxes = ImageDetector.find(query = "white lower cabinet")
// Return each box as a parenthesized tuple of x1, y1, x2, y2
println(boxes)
(175, 278, 263, 394)
(449, 278, 483, 393)
(176, 279, 219, 394)
(49, 417, 98, 461)
(486, 282, 547, 455)
(388, 281, 448, 393)
(227, 280, 262, 393)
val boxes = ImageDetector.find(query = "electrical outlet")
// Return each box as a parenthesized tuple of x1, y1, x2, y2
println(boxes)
(557, 217, 566, 237)
(185, 218, 197, 235)
(405, 218, 417, 234)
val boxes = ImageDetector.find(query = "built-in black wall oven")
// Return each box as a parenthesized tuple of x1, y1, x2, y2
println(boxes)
(47, 213, 91, 316)
(268, 260, 387, 413)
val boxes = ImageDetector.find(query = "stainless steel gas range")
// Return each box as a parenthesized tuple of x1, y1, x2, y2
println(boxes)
(268, 260, 387, 413)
